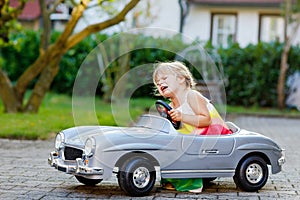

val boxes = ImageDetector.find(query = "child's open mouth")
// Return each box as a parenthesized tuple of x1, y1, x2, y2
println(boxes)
(161, 86, 168, 92)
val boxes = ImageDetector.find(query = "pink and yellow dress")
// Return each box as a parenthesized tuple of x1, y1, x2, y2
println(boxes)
(162, 94, 231, 192)
(177, 94, 232, 135)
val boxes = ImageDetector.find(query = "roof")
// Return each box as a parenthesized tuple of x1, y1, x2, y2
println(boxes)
(10, 0, 41, 20)
(188, 0, 285, 7)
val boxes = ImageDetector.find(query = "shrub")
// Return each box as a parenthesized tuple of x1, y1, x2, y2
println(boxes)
(219, 42, 283, 107)
(1, 30, 40, 81)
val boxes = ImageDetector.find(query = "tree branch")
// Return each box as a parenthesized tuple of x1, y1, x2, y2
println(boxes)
(0, 68, 21, 112)
(65, 0, 140, 50)
(55, 0, 91, 46)
(0, 68, 12, 92)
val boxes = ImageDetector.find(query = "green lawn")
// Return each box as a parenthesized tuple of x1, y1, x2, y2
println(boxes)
(0, 93, 299, 140)
(0, 93, 155, 140)
(226, 105, 300, 117)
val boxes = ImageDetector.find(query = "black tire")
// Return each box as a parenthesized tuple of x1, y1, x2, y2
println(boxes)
(233, 156, 268, 192)
(118, 157, 156, 197)
(75, 175, 102, 186)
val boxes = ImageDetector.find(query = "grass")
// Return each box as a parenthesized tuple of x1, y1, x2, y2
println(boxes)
(0, 93, 299, 140)
(0, 93, 155, 140)
(226, 105, 300, 117)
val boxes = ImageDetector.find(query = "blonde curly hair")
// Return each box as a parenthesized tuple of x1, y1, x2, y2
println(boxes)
(153, 61, 195, 88)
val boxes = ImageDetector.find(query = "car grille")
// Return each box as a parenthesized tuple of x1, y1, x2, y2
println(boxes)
(64, 146, 83, 160)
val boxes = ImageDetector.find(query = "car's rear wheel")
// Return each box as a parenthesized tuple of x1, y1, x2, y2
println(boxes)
(75, 175, 102, 186)
(118, 157, 156, 197)
(233, 155, 268, 192)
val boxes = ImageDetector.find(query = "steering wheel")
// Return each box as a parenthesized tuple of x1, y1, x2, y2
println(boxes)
(155, 100, 181, 129)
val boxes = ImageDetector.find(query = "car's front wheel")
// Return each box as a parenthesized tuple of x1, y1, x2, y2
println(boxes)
(234, 155, 268, 192)
(75, 175, 102, 186)
(118, 157, 156, 197)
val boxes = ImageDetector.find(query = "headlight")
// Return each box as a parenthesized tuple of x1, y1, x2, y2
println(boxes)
(84, 137, 96, 157)
(55, 132, 65, 150)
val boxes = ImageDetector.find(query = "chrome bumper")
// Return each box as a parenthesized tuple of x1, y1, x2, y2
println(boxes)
(48, 151, 103, 176)
(278, 156, 285, 166)
(278, 149, 286, 166)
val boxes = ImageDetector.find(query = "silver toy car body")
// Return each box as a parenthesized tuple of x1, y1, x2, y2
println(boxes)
(48, 114, 285, 196)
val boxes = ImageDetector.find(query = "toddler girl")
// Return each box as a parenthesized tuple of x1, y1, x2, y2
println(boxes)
(153, 61, 231, 192)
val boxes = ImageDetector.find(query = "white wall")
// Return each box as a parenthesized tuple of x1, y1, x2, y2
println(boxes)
(183, 6, 263, 47)
(288, 21, 300, 45)
(74, 0, 300, 47)
(146, 2, 300, 47)
(184, 6, 211, 42)
(236, 11, 259, 47)
(148, 0, 180, 32)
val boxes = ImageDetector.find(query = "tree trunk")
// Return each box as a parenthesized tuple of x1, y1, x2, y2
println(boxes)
(277, 44, 290, 109)
(0, 69, 22, 112)
(276, 0, 300, 109)
(39, 0, 51, 52)
(25, 58, 61, 113)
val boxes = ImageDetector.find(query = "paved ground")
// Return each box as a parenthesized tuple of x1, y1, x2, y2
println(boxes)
(0, 116, 299, 200)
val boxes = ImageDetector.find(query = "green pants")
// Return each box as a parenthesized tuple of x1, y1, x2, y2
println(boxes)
(161, 178, 203, 191)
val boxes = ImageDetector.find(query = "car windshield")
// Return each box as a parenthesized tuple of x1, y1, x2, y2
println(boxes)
(134, 115, 170, 133)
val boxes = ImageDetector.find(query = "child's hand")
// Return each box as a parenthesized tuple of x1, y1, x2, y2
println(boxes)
(169, 109, 182, 121)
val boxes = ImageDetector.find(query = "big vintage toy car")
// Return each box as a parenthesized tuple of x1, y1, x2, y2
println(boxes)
(48, 100, 285, 196)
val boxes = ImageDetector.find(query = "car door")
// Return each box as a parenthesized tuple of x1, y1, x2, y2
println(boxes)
(181, 134, 236, 170)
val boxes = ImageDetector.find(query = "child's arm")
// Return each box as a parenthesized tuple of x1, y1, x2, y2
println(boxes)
(169, 90, 211, 128)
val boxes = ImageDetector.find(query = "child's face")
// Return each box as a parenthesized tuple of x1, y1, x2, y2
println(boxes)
(155, 70, 183, 98)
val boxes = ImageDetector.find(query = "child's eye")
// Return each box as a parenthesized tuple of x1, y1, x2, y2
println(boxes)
(156, 75, 168, 83)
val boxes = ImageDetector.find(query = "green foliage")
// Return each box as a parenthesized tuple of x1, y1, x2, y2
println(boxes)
(219, 42, 283, 107)
(51, 34, 99, 94)
(1, 30, 40, 81)
(2, 30, 300, 108)
(128, 34, 188, 97)
(0, 4, 23, 47)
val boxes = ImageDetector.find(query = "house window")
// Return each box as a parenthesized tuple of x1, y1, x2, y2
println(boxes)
(212, 14, 237, 47)
(50, 3, 72, 31)
(259, 15, 284, 43)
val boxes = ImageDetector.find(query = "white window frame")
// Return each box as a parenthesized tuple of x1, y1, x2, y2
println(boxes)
(211, 13, 237, 47)
(259, 14, 284, 43)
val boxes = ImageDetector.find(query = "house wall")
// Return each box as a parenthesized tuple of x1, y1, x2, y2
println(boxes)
(236, 11, 259, 46)
(20, 20, 40, 31)
(149, 0, 180, 31)
(144, 0, 300, 47)
(184, 6, 211, 42)
(67, 0, 300, 47)
(184, 5, 283, 47)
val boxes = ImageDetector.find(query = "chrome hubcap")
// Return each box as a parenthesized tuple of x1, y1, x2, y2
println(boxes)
(246, 163, 263, 184)
(132, 167, 150, 188)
